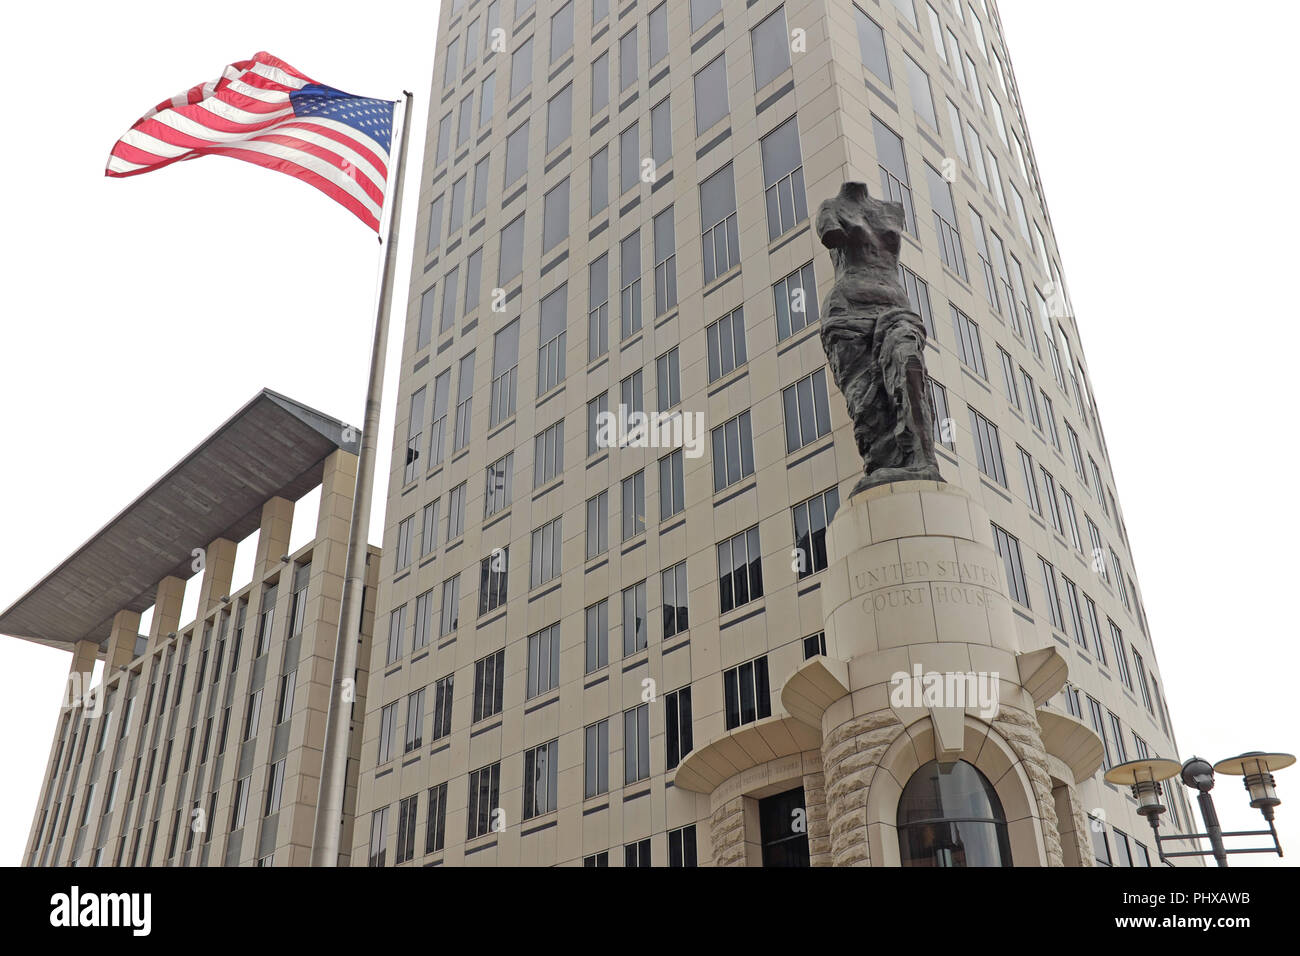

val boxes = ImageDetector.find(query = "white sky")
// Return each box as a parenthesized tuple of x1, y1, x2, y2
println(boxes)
(0, 0, 1295, 867)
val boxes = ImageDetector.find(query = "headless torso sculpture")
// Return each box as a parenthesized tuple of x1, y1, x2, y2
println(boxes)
(817, 181, 944, 497)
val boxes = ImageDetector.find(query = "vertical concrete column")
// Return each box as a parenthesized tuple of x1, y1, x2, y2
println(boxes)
(316, 450, 357, 548)
(308, 450, 356, 658)
(93, 613, 141, 868)
(195, 537, 237, 615)
(253, 495, 295, 582)
(138, 574, 187, 865)
(104, 609, 143, 673)
(281, 451, 355, 865)
(68, 638, 100, 693)
(147, 576, 187, 651)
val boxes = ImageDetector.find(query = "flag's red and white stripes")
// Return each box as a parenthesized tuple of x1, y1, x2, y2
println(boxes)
(106, 52, 393, 231)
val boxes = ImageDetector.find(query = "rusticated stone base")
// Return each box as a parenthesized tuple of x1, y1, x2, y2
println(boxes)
(993, 706, 1065, 867)
(822, 709, 903, 866)
(1068, 790, 1095, 867)
(703, 752, 829, 866)
(803, 767, 832, 866)
(819, 704, 1068, 867)
(709, 795, 746, 867)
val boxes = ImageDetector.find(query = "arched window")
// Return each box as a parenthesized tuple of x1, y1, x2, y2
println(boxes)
(897, 759, 1012, 867)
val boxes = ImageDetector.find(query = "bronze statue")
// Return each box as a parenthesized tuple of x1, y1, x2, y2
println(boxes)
(817, 182, 944, 496)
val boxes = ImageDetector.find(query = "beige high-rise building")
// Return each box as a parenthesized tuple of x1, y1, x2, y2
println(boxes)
(2, 1, 1201, 871)
(4, 391, 380, 867)
(353, 0, 1197, 867)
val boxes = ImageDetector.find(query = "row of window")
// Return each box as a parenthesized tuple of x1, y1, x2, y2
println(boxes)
(988, 513, 1161, 725)
(438, 3, 794, 167)
(441, 0, 1010, 155)
(370, 652, 797, 860)
(586, 824, 698, 867)
(864, 5, 1137, 567)
(422, 5, 817, 392)
(1062, 675, 1192, 866)
(370, 767, 699, 866)
(437, 0, 794, 178)
(372, 689, 689, 856)
(398, 349, 1155, 754)
(860, 1, 1120, 490)
(428, 274, 1119, 647)
(420, 142, 1129, 622)
(402, 366, 831, 575)
(386, 472, 835, 682)
(423, 100, 807, 336)
(376, 639, 795, 785)
(446, 0, 726, 37)
(951, 380, 1139, 631)
(1089, 816, 1153, 867)
(413, 241, 824, 456)
(878, 98, 1133, 582)
(1065, 683, 1140, 771)
(401, 383, 831, 541)
(873, 104, 1101, 437)
(405, 0, 1167, 862)
(432, 0, 1076, 450)
(418, 8, 1137, 660)
(859, 0, 1045, 264)
(1074, 692, 1195, 864)
(395, 350, 834, 573)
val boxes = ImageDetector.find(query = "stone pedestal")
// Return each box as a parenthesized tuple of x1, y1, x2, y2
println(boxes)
(674, 481, 1103, 866)
(811, 480, 1065, 866)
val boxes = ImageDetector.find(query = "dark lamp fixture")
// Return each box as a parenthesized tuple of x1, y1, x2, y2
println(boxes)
(1104, 758, 1181, 818)
(1213, 752, 1295, 814)
(1105, 752, 1292, 866)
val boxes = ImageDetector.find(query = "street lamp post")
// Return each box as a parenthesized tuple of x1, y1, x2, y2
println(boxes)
(1103, 751, 1294, 867)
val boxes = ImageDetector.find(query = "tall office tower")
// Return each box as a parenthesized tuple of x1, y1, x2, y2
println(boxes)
(356, 0, 1193, 867)
(5, 392, 380, 867)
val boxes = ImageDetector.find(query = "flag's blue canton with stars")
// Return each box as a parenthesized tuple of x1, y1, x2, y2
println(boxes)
(290, 85, 394, 153)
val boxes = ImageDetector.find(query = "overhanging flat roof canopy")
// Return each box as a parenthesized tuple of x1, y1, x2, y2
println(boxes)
(0, 390, 359, 652)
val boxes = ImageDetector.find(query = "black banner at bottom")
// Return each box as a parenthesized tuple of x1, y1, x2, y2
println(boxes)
(0, 863, 1287, 944)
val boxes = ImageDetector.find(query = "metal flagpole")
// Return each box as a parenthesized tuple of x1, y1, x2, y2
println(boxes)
(311, 89, 414, 867)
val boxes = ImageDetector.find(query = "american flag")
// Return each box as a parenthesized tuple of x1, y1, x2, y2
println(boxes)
(106, 52, 395, 232)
